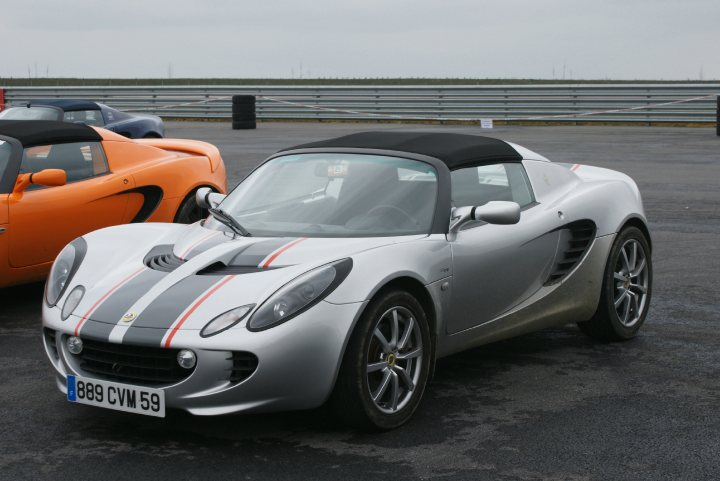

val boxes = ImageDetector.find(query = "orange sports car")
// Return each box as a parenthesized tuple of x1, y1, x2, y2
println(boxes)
(0, 120, 226, 287)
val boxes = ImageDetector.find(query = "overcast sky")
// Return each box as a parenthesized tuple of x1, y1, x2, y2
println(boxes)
(1, 0, 717, 80)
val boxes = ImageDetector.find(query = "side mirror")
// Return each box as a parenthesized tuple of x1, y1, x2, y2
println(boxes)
(12, 169, 67, 195)
(449, 201, 521, 234)
(472, 201, 521, 225)
(196, 187, 226, 209)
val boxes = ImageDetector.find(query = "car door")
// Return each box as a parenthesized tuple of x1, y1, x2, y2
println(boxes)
(446, 163, 561, 334)
(7, 141, 132, 268)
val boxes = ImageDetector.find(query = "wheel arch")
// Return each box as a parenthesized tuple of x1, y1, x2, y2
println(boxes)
(619, 215, 652, 252)
(330, 275, 438, 395)
(373, 277, 438, 341)
(172, 183, 220, 222)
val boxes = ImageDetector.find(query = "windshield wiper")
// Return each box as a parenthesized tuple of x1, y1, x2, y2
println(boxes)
(208, 208, 251, 237)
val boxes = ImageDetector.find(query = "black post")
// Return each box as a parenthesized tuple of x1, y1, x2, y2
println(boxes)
(232, 95, 256, 130)
(717, 95, 719, 136)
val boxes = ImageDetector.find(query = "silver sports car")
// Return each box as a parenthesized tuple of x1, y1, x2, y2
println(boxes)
(42, 132, 652, 429)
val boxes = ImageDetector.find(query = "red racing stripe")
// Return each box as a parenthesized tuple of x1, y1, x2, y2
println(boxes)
(163, 275, 236, 348)
(570, 163, 581, 172)
(261, 237, 308, 268)
(73, 267, 147, 336)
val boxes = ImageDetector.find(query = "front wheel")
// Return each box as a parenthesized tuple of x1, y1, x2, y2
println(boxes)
(331, 289, 431, 430)
(578, 226, 652, 341)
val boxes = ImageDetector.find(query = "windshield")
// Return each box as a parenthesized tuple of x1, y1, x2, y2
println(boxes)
(210, 153, 438, 237)
(0, 106, 61, 121)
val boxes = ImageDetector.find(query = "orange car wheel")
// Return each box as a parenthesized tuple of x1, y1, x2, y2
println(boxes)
(174, 188, 212, 224)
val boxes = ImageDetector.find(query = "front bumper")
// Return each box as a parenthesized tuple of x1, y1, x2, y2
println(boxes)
(42, 299, 366, 415)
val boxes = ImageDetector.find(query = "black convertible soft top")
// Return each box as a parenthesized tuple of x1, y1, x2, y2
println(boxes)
(29, 99, 101, 112)
(281, 131, 523, 169)
(0, 120, 103, 147)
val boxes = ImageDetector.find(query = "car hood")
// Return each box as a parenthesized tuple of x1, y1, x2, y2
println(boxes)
(171, 224, 419, 267)
(68, 223, 425, 345)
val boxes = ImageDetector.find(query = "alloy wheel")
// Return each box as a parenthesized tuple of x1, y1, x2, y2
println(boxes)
(613, 239, 649, 327)
(366, 306, 423, 414)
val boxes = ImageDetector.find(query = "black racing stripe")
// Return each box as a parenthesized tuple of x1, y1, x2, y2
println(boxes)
(227, 238, 292, 267)
(79, 320, 117, 342)
(79, 269, 167, 341)
(122, 275, 221, 346)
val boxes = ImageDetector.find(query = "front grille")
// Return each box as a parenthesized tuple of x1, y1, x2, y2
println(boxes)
(76, 338, 194, 386)
(44, 328, 59, 361)
(228, 351, 258, 383)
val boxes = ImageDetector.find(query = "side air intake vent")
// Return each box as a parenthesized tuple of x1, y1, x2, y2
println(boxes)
(144, 245, 185, 273)
(545, 220, 596, 285)
(228, 351, 259, 383)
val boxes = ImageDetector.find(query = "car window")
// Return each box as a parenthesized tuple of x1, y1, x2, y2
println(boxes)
(101, 107, 131, 124)
(0, 140, 11, 182)
(63, 110, 105, 127)
(0, 106, 60, 121)
(20, 141, 109, 187)
(451, 163, 534, 208)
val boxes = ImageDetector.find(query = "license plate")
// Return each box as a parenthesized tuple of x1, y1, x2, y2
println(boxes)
(67, 375, 165, 418)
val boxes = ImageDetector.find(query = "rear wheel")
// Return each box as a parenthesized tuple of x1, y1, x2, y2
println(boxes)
(578, 226, 652, 341)
(331, 289, 431, 430)
(174, 189, 210, 224)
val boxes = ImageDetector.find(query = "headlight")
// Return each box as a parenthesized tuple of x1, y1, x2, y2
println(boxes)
(61, 285, 85, 320)
(46, 238, 87, 307)
(200, 304, 254, 338)
(248, 258, 353, 331)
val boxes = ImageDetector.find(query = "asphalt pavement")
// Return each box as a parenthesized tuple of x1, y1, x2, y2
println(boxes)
(1, 121, 718, 481)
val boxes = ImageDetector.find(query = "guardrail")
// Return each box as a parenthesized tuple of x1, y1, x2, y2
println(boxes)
(2, 84, 719, 124)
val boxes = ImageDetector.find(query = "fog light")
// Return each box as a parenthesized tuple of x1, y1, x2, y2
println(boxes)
(177, 349, 196, 369)
(66, 336, 83, 355)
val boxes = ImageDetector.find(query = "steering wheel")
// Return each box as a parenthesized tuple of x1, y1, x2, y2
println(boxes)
(366, 204, 416, 226)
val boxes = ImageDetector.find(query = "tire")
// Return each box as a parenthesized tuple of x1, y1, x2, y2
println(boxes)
(232, 95, 256, 105)
(232, 107, 256, 117)
(232, 112, 257, 121)
(174, 189, 210, 224)
(232, 121, 256, 130)
(331, 289, 431, 430)
(142, 132, 161, 139)
(578, 226, 652, 341)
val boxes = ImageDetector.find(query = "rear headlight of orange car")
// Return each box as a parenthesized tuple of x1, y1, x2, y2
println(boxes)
(46, 237, 87, 307)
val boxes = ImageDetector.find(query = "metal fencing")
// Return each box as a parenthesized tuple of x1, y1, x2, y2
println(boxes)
(2, 84, 719, 124)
